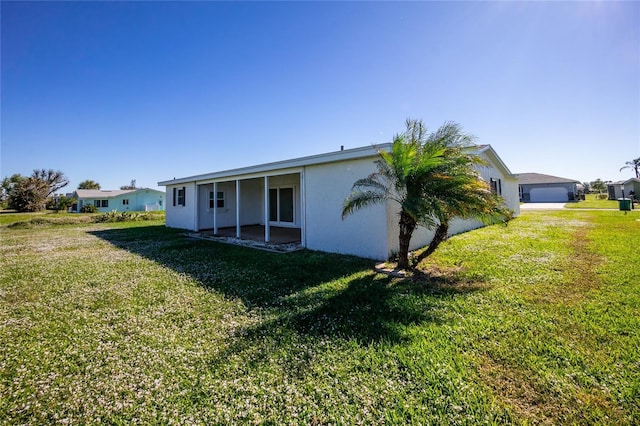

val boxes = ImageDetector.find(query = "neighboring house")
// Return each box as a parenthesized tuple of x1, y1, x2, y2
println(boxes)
(516, 173, 580, 202)
(72, 189, 165, 212)
(159, 144, 519, 260)
(607, 178, 640, 200)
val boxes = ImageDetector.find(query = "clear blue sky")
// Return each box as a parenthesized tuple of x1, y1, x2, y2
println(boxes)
(2, 1, 638, 192)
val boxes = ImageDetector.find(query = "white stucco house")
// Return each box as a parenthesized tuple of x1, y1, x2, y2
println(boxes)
(158, 144, 519, 260)
(607, 178, 640, 200)
(72, 188, 165, 213)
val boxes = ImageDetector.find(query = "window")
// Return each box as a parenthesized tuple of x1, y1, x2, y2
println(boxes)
(173, 187, 186, 206)
(122, 199, 129, 205)
(490, 178, 502, 195)
(209, 191, 225, 209)
(95, 199, 108, 208)
(269, 187, 294, 223)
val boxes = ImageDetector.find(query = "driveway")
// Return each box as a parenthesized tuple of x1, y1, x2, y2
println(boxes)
(520, 202, 567, 210)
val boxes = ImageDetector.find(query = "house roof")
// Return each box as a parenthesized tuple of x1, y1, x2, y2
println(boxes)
(158, 144, 393, 186)
(515, 173, 580, 185)
(159, 143, 515, 186)
(609, 177, 640, 186)
(74, 188, 163, 199)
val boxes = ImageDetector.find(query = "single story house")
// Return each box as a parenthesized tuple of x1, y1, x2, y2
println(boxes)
(607, 178, 640, 200)
(158, 144, 519, 260)
(516, 173, 581, 202)
(71, 188, 165, 213)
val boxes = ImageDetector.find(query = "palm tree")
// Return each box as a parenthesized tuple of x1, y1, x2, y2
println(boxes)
(342, 119, 512, 270)
(78, 180, 101, 190)
(620, 157, 640, 178)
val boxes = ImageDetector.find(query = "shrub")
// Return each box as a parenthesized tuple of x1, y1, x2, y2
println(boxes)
(93, 210, 156, 223)
(80, 204, 98, 213)
(7, 216, 93, 229)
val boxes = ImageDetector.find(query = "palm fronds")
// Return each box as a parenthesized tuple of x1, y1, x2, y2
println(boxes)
(343, 118, 512, 268)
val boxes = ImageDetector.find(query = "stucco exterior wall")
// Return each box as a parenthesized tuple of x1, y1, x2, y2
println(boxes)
(129, 189, 165, 211)
(387, 153, 519, 256)
(476, 154, 520, 215)
(240, 179, 264, 226)
(501, 177, 520, 214)
(166, 182, 197, 230)
(304, 158, 389, 260)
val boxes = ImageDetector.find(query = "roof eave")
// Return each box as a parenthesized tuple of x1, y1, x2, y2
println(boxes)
(158, 143, 391, 186)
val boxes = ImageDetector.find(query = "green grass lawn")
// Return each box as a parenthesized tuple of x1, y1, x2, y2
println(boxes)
(565, 193, 621, 209)
(0, 210, 74, 225)
(1, 210, 638, 424)
(0, 210, 166, 227)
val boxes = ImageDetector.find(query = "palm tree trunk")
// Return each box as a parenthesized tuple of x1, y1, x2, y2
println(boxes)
(414, 221, 449, 265)
(397, 210, 416, 270)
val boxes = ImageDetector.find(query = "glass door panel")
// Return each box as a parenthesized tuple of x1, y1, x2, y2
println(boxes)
(279, 188, 294, 222)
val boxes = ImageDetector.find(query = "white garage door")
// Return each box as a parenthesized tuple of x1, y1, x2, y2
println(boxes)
(530, 187, 568, 202)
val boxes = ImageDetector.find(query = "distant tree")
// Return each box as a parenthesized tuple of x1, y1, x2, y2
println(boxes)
(590, 179, 607, 194)
(8, 177, 49, 212)
(55, 195, 75, 213)
(7, 169, 69, 212)
(581, 182, 591, 194)
(1, 174, 24, 206)
(120, 179, 137, 190)
(31, 169, 69, 196)
(78, 180, 101, 190)
(46, 194, 75, 212)
(620, 157, 640, 178)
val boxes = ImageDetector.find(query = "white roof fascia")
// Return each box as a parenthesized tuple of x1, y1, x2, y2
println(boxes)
(196, 167, 307, 186)
(158, 143, 391, 187)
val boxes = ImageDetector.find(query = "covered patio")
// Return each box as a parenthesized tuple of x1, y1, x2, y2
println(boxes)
(195, 172, 304, 246)
(201, 225, 301, 244)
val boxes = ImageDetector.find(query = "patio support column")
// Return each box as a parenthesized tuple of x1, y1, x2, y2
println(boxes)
(194, 183, 199, 231)
(264, 176, 270, 243)
(300, 170, 306, 247)
(235, 179, 241, 239)
(213, 182, 218, 235)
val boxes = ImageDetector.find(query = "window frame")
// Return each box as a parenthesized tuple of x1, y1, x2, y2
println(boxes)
(173, 187, 186, 206)
(490, 178, 502, 195)
(216, 191, 225, 209)
(269, 186, 295, 224)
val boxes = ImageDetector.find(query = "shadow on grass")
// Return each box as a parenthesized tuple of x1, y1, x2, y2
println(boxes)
(90, 225, 486, 346)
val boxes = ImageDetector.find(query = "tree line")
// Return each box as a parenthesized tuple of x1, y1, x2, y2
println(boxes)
(1, 170, 69, 212)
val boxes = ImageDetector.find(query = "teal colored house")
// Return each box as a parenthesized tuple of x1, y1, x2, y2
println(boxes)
(72, 189, 165, 212)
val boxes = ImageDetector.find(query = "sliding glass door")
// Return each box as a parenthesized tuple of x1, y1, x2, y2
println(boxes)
(269, 187, 294, 224)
